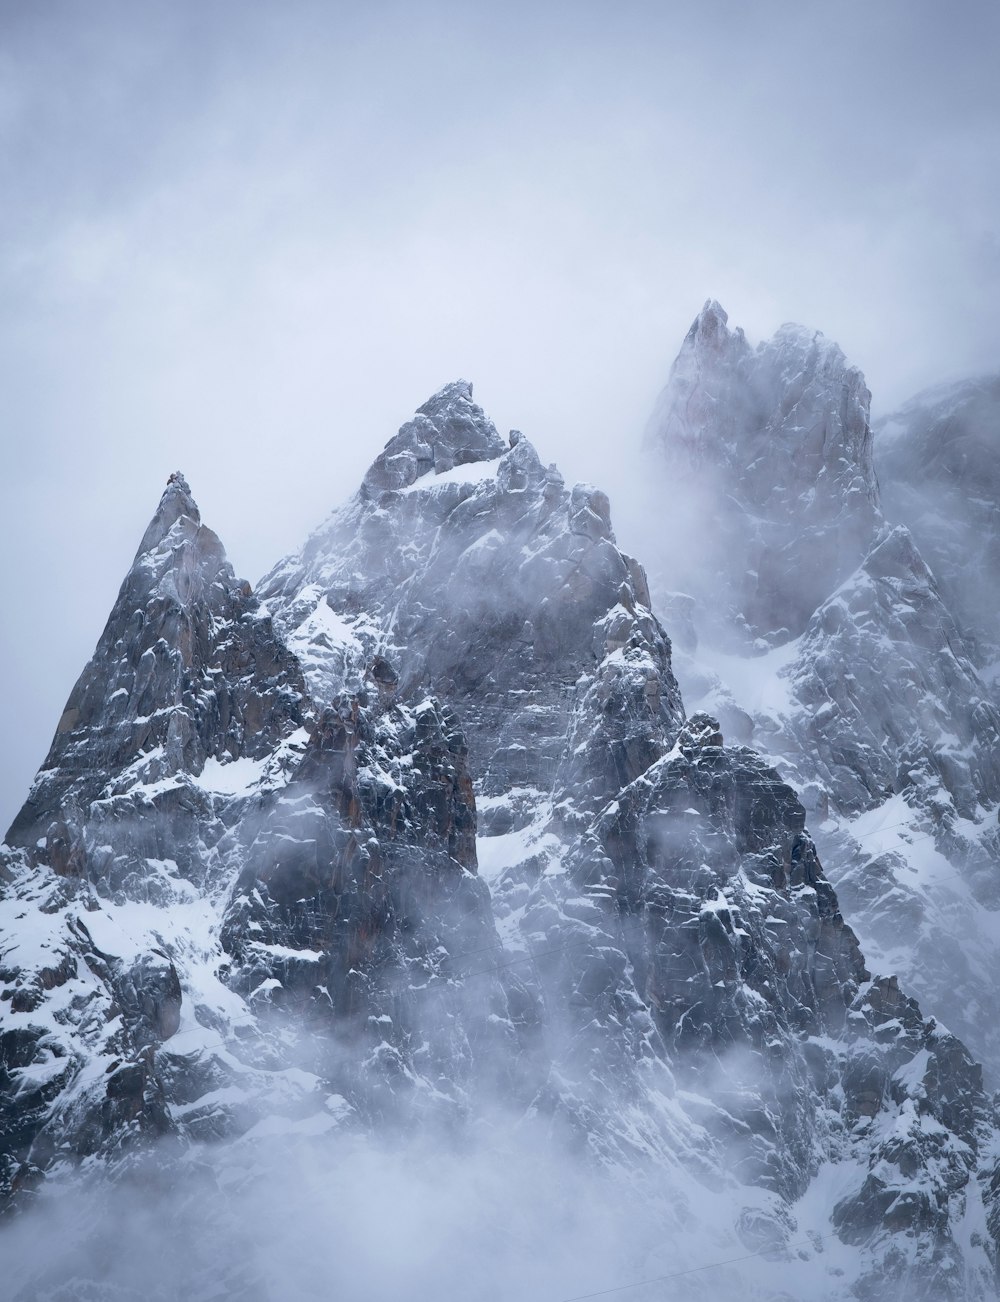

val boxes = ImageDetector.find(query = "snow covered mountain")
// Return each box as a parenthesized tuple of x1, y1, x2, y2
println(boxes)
(644, 304, 1000, 1090)
(2, 380, 1000, 1299)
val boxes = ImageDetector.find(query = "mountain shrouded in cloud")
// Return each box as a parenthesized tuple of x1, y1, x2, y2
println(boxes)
(876, 376, 1000, 666)
(644, 299, 880, 645)
(4, 1, 1000, 852)
(642, 302, 1000, 1109)
(3, 368, 1000, 1300)
(3, 6, 1000, 1297)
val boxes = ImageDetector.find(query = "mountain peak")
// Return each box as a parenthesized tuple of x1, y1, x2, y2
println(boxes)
(361, 383, 506, 496)
(411, 379, 502, 461)
(134, 470, 202, 560)
(6, 358, 1000, 1302)
(672, 300, 750, 378)
(416, 378, 475, 415)
(5, 464, 307, 856)
(646, 305, 880, 640)
(686, 298, 730, 344)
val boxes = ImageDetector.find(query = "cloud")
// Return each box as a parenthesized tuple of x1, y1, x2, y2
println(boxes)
(0, 1111, 856, 1302)
(2, 0, 999, 831)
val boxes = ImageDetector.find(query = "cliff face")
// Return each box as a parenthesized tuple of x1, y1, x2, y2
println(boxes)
(2, 385, 1000, 1300)
(0, 463, 506, 1182)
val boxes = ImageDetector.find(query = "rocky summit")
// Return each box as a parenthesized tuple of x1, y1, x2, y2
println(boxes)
(2, 369, 1000, 1301)
(644, 300, 881, 645)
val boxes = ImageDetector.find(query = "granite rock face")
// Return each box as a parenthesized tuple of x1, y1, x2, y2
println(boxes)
(1, 390, 1000, 1299)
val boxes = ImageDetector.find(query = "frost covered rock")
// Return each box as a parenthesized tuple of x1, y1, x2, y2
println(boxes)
(258, 383, 1000, 1296)
(781, 525, 1000, 818)
(259, 380, 684, 814)
(0, 472, 508, 1198)
(586, 728, 999, 1301)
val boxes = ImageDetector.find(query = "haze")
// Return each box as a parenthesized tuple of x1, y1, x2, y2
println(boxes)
(2, 0, 998, 830)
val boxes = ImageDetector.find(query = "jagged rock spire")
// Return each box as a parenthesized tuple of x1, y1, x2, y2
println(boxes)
(415, 378, 474, 414)
(134, 470, 201, 558)
(261, 380, 682, 822)
(5, 474, 309, 865)
(645, 301, 881, 641)
(361, 381, 507, 496)
(683, 297, 739, 350)
(4, 385, 1000, 1302)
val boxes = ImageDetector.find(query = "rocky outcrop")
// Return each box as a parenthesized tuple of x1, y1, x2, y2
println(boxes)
(644, 300, 880, 643)
(0, 471, 507, 1195)
(6, 471, 311, 887)
(259, 380, 684, 812)
(780, 526, 1000, 818)
(580, 721, 998, 1302)
(218, 688, 508, 1122)
(770, 525, 1000, 1084)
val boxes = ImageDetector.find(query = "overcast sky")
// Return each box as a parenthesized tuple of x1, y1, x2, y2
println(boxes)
(2, 0, 999, 831)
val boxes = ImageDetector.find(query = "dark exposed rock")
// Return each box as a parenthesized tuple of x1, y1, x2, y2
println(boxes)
(1, 466, 510, 1182)
(594, 740, 867, 1074)
(117, 952, 183, 1044)
(220, 690, 492, 1025)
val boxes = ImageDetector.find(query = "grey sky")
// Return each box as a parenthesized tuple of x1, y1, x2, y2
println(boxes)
(2, 0, 999, 831)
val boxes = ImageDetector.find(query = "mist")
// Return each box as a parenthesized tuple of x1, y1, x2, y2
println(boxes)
(1, 1088, 866, 1302)
(3, 0, 1000, 831)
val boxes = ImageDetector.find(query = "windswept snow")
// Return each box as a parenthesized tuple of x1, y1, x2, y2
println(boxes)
(400, 457, 501, 494)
